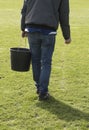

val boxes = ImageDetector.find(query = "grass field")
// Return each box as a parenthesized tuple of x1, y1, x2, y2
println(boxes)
(0, 0, 89, 130)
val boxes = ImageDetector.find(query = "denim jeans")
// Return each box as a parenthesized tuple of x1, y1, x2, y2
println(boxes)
(28, 32, 55, 94)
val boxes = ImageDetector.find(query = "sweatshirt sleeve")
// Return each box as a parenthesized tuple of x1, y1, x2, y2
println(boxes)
(21, 0, 27, 31)
(58, 0, 70, 40)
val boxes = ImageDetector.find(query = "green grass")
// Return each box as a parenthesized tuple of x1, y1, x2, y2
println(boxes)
(0, 0, 89, 130)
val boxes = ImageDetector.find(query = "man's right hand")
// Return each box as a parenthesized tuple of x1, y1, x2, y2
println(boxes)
(21, 31, 28, 38)
(65, 38, 71, 44)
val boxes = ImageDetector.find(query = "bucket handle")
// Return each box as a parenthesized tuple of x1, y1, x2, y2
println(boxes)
(24, 38, 27, 48)
(17, 37, 28, 51)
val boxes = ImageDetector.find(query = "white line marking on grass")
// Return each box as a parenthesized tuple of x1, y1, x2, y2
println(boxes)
(60, 47, 67, 91)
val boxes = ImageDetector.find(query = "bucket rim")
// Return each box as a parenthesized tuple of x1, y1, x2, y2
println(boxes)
(10, 47, 30, 52)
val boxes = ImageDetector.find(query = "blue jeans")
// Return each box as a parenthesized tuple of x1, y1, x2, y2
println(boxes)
(28, 32, 55, 94)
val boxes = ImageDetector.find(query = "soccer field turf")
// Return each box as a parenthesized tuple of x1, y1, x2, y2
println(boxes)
(0, 0, 89, 130)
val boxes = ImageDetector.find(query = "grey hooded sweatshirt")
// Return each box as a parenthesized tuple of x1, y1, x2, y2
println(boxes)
(21, 0, 70, 40)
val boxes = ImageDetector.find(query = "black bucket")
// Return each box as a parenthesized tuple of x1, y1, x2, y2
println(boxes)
(10, 47, 31, 72)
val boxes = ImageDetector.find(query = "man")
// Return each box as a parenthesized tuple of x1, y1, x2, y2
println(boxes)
(21, 0, 71, 100)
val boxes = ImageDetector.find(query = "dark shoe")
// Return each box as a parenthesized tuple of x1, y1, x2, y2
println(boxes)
(36, 89, 39, 95)
(39, 92, 49, 101)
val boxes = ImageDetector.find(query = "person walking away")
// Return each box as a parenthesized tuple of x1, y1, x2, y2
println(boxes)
(21, 0, 71, 100)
